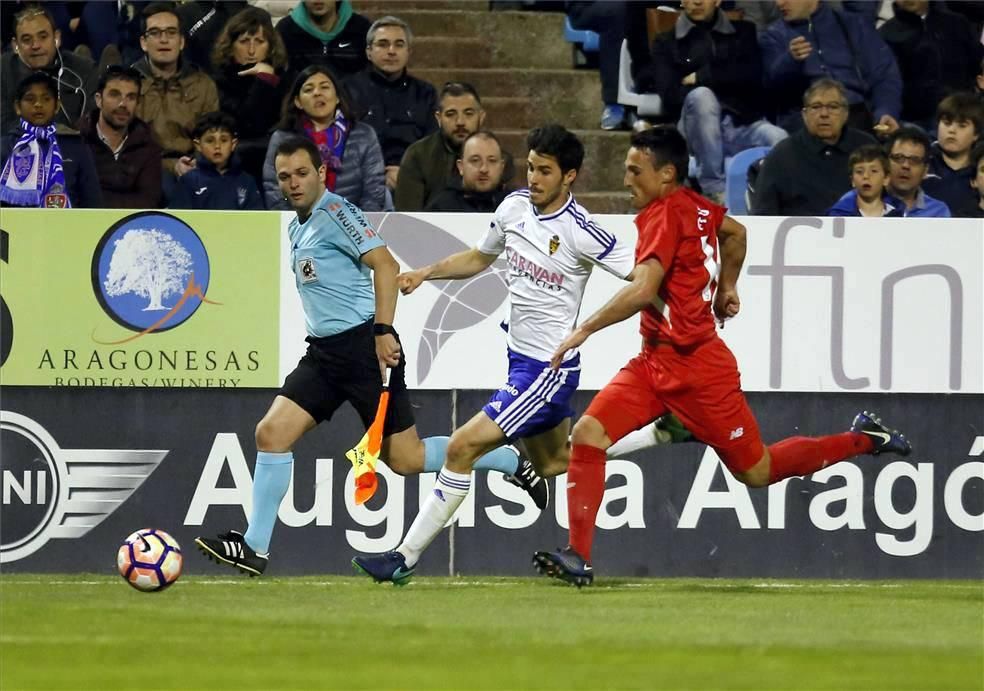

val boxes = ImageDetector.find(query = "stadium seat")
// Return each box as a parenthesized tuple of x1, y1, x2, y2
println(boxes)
(563, 16, 600, 53)
(616, 39, 663, 118)
(724, 146, 771, 215)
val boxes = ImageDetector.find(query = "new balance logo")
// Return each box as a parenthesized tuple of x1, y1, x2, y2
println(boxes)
(729, 427, 744, 440)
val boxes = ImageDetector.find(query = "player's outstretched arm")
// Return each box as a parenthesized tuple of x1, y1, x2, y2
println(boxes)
(362, 246, 402, 374)
(550, 259, 665, 368)
(714, 216, 747, 323)
(397, 248, 499, 295)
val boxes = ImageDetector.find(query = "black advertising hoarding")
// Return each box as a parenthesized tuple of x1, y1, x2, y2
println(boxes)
(2, 388, 981, 578)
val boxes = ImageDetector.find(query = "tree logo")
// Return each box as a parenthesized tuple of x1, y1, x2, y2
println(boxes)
(91, 212, 215, 339)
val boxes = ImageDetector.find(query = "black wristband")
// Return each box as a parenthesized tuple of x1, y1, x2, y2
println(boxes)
(373, 323, 397, 337)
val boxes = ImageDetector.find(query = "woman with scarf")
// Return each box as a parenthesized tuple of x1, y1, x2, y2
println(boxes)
(262, 64, 385, 211)
(211, 6, 288, 189)
(1, 71, 101, 208)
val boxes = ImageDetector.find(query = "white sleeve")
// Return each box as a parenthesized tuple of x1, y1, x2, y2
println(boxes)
(572, 216, 634, 280)
(476, 211, 507, 257)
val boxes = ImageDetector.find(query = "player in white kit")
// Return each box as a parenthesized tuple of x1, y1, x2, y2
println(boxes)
(352, 125, 681, 585)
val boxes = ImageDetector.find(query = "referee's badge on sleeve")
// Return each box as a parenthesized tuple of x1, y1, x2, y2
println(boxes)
(298, 257, 318, 283)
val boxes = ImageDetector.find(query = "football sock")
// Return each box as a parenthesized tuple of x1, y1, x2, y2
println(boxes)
(398, 467, 471, 568)
(243, 451, 293, 554)
(768, 433, 874, 483)
(423, 436, 519, 475)
(566, 444, 607, 562)
(606, 423, 670, 457)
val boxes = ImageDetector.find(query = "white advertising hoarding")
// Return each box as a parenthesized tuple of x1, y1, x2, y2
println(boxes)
(279, 213, 983, 394)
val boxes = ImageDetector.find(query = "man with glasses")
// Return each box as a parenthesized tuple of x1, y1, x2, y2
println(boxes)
(346, 16, 437, 193)
(751, 78, 876, 216)
(884, 127, 951, 218)
(132, 2, 218, 179)
(1, 5, 97, 129)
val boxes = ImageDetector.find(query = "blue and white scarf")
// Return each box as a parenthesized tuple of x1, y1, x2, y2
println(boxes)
(0, 119, 71, 208)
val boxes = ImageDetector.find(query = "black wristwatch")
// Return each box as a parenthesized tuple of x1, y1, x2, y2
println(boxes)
(373, 323, 398, 337)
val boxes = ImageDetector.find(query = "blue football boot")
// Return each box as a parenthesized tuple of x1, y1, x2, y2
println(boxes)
(533, 546, 593, 588)
(352, 551, 415, 586)
(851, 410, 912, 456)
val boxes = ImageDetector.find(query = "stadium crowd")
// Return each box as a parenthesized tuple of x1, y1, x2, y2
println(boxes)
(1, 0, 982, 218)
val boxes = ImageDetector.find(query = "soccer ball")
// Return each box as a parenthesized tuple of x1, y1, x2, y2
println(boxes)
(117, 528, 183, 592)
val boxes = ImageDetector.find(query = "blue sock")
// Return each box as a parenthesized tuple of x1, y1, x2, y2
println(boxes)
(243, 451, 293, 554)
(422, 436, 519, 475)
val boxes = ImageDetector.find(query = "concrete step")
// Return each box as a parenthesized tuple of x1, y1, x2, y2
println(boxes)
(377, 10, 484, 37)
(575, 191, 635, 215)
(497, 129, 632, 193)
(356, 0, 490, 15)
(414, 36, 492, 68)
(483, 95, 597, 131)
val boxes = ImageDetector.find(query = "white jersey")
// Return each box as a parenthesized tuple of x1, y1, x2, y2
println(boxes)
(477, 190, 634, 363)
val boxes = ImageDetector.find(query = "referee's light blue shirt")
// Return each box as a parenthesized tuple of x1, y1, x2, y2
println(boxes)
(288, 189, 385, 337)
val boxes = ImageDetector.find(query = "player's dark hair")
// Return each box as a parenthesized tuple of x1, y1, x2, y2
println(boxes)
(275, 135, 324, 170)
(96, 65, 143, 95)
(848, 144, 889, 174)
(438, 81, 481, 109)
(193, 111, 237, 139)
(526, 124, 584, 173)
(936, 92, 984, 137)
(883, 126, 931, 160)
(141, 2, 182, 34)
(630, 126, 689, 183)
(15, 71, 58, 102)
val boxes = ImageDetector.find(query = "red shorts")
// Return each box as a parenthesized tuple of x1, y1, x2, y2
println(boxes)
(586, 336, 763, 473)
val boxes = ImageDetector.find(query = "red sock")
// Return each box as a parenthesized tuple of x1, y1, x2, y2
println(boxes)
(768, 433, 874, 483)
(567, 444, 607, 562)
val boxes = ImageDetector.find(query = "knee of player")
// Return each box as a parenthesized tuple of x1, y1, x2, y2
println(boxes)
(445, 435, 481, 466)
(734, 466, 770, 488)
(571, 416, 607, 448)
(255, 419, 287, 453)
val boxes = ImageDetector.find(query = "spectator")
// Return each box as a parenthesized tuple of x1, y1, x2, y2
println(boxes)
(884, 127, 951, 217)
(566, 1, 629, 130)
(79, 64, 162, 209)
(211, 6, 288, 186)
(879, 0, 982, 132)
(346, 16, 437, 193)
(395, 81, 514, 212)
(1, 4, 97, 129)
(1, 72, 101, 208)
(170, 111, 262, 210)
(752, 78, 877, 215)
(263, 64, 385, 211)
(276, 1, 372, 80)
(175, 1, 249, 71)
(923, 92, 983, 217)
(425, 131, 508, 212)
(132, 2, 220, 178)
(642, 0, 787, 204)
(760, 0, 902, 136)
(827, 144, 904, 217)
(977, 58, 984, 100)
(969, 143, 984, 218)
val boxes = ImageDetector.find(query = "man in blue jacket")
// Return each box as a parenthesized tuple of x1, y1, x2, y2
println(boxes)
(760, 0, 902, 136)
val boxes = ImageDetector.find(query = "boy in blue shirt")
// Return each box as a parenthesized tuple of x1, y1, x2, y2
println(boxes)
(828, 145, 904, 217)
(169, 111, 263, 210)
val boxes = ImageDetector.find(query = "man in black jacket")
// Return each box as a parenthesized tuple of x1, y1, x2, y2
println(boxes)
(879, 0, 983, 131)
(276, 1, 371, 80)
(644, 0, 786, 203)
(346, 16, 437, 192)
(425, 131, 508, 212)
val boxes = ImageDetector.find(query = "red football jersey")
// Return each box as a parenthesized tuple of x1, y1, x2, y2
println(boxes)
(634, 187, 726, 347)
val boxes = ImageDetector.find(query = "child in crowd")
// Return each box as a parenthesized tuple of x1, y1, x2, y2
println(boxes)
(969, 143, 984, 218)
(0, 72, 101, 208)
(828, 145, 904, 217)
(170, 111, 263, 210)
(923, 92, 982, 217)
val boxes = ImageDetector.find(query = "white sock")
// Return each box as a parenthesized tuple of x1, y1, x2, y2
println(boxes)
(606, 421, 670, 457)
(397, 467, 471, 568)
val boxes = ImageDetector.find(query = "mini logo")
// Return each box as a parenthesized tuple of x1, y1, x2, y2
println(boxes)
(0, 411, 167, 563)
(489, 400, 502, 412)
(298, 257, 317, 283)
(549, 234, 560, 255)
(500, 383, 520, 397)
(338, 41, 352, 48)
(91, 212, 217, 341)
(194, 186, 208, 196)
(729, 427, 744, 440)
(433, 488, 446, 502)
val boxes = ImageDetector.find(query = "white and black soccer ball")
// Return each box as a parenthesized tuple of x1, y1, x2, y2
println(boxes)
(117, 528, 183, 592)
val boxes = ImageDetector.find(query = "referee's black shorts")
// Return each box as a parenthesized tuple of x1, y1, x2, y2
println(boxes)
(279, 320, 415, 435)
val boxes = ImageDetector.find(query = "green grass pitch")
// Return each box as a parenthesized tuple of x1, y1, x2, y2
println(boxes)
(1, 574, 981, 690)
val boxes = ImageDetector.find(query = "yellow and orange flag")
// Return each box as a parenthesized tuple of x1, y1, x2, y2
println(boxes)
(345, 370, 390, 504)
